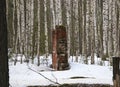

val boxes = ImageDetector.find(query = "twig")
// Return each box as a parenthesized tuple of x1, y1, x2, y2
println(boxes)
(27, 65, 61, 85)
(51, 71, 58, 84)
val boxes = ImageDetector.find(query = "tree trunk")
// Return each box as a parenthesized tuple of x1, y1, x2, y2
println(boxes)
(32, 0, 38, 63)
(70, 0, 75, 58)
(61, 0, 67, 26)
(78, 0, 83, 55)
(0, 0, 9, 87)
(46, 0, 52, 54)
(90, 0, 95, 64)
(44, 0, 49, 59)
(37, 0, 40, 66)
(40, 0, 45, 54)
(83, 0, 87, 64)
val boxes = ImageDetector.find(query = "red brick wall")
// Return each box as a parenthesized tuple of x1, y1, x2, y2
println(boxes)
(52, 26, 69, 70)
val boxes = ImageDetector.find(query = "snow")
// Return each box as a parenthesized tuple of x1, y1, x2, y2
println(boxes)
(9, 55, 113, 87)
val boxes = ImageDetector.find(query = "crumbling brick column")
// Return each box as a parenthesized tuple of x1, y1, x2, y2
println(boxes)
(52, 25, 69, 70)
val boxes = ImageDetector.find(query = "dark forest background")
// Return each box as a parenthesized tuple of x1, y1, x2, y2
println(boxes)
(6, 0, 120, 64)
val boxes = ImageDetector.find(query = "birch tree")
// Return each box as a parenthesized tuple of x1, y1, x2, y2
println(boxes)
(114, 0, 120, 56)
(32, 0, 38, 63)
(90, 0, 95, 64)
(83, 0, 87, 64)
(46, 0, 52, 54)
(44, 0, 49, 58)
(70, 0, 75, 58)
(78, 0, 83, 55)
(37, 0, 40, 66)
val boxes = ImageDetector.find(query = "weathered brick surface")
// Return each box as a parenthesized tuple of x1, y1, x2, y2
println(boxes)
(52, 26, 69, 70)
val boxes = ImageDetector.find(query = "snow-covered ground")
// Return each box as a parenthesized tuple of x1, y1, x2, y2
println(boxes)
(9, 55, 113, 87)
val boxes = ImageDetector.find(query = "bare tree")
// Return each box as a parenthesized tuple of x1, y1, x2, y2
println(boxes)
(32, 0, 38, 63)
(44, 0, 49, 59)
(82, 0, 87, 64)
(37, 0, 40, 66)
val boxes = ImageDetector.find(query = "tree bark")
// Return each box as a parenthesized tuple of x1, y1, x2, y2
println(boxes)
(83, 0, 87, 64)
(32, 0, 38, 63)
(78, 0, 83, 55)
(37, 0, 40, 66)
(46, 0, 52, 54)
(0, 0, 9, 87)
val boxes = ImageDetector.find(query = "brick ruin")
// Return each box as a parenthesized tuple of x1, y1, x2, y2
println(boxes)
(52, 25, 69, 70)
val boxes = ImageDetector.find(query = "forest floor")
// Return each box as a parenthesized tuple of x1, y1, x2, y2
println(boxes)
(9, 55, 113, 87)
